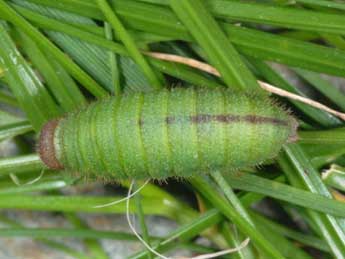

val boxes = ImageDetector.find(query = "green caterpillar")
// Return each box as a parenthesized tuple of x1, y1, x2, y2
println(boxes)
(38, 88, 297, 180)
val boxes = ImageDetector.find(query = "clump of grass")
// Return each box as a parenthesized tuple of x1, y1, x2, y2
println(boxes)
(1, 0, 345, 258)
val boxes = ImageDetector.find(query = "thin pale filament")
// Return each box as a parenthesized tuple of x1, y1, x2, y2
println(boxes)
(93, 179, 150, 208)
(125, 180, 250, 259)
(145, 51, 345, 121)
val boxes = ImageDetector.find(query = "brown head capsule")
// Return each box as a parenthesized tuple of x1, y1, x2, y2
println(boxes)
(38, 119, 64, 170)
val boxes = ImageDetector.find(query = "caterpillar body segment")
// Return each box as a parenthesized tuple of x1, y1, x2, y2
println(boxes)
(39, 88, 297, 180)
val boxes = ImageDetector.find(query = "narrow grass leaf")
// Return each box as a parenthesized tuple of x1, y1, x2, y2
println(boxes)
(0, 154, 44, 177)
(0, 215, 91, 259)
(170, 0, 259, 91)
(190, 177, 285, 258)
(323, 165, 345, 192)
(294, 0, 345, 11)
(148, 59, 224, 89)
(38, 240, 90, 259)
(64, 213, 109, 259)
(0, 227, 154, 241)
(104, 22, 121, 95)
(299, 128, 345, 145)
(205, 0, 345, 35)
(12, 0, 153, 92)
(0, 0, 107, 98)
(249, 58, 342, 127)
(96, 0, 162, 89)
(0, 121, 33, 142)
(0, 89, 18, 107)
(9, 4, 224, 89)
(212, 171, 254, 225)
(134, 183, 154, 259)
(224, 171, 345, 217)
(0, 23, 60, 130)
(251, 212, 329, 253)
(293, 68, 345, 111)
(0, 110, 25, 128)
(220, 223, 256, 259)
(119, 0, 345, 35)
(13, 28, 85, 111)
(323, 34, 345, 51)
(212, 171, 258, 258)
(130, 209, 223, 259)
(279, 144, 345, 258)
(13, 1, 345, 78)
(0, 179, 72, 195)
(251, 214, 312, 259)
(0, 195, 184, 219)
(226, 25, 345, 78)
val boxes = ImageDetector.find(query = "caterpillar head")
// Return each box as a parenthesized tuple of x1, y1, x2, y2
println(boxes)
(38, 119, 64, 170)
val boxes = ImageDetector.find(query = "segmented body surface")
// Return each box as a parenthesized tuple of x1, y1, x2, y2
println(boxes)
(39, 88, 297, 179)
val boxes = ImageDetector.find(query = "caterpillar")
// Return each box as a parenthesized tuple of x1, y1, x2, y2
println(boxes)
(38, 88, 297, 180)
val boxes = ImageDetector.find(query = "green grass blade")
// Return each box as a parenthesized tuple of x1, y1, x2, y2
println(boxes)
(190, 177, 285, 258)
(104, 22, 121, 95)
(212, 171, 254, 225)
(0, 121, 33, 142)
(0, 195, 182, 218)
(251, 212, 329, 253)
(64, 213, 108, 259)
(13, 1, 345, 78)
(251, 214, 312, 259)
(226, 25, 345, 78)
(0, 154, 44, 177)
(224, 171, 345, 217)
(170, 0, 259, 91)
(0, 0, 107, 98)
(250, 58, 342, 127)
(0, 215, 91, 259)
(12, 28, 86, 111)
(148, 59, 224, 89)
(293, 68, 345, 111)
(0, 227, 155, 241)
(212, 171, 258, 258)
(10, 4, 224, 89)
(205, 0, 345, 35)
(299, 128, 345, 145)
(0, 23, 60, 130)
(0, 179, 73, 195)
(279, 144, 345, 258)
(302, 144, 345, 169)
(134, 183, 153, 259)
(112, 0, 345, 35)
(130, 209, 223, 259)
(295, 0, 345, 11)
(279, 30, 319, 41)
(323, 33, 345, 50)
(41, 241, 91, 259)
(12, 0, 153, 93)
(0, 89, 18, 107)
(323, 165, 345, 192)
(220, 223, 256, 259)
(96, 0, 162, 89)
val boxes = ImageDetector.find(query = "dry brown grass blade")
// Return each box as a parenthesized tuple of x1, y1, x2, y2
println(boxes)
(145, 52, 345, 121)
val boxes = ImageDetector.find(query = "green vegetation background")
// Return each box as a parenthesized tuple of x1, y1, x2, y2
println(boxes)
(1, 0, 345, 258)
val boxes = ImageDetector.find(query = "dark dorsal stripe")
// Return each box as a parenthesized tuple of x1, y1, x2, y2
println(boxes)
(161, 114, 288, 126)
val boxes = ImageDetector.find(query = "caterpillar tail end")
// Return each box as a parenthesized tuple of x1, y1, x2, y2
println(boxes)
(38, 119, 64, 170)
